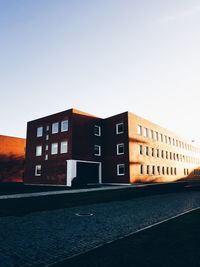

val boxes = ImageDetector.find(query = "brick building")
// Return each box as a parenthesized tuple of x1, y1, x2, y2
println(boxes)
(24, 109, 200, 186)
(0, 135, 26, 182)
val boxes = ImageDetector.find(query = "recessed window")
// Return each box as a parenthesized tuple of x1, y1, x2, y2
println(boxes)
(166, 167, 169, 175)
(150, 130, 154, 139)
(146, 146, 149, 156)
(171, 167, 173, 175)
(60, 141, 68, 154)
(45, 155, 48, 161)
(160, 133, 163, 142)
(165, 135, 168, 144)
(61, 120, 68, 132)
(144, 128, 148, 138)
(152, 165, 155, 175)
(162, 166, 165, 175)
(45, 145, 48, 151)
(116, 123, 124, 134)
(94, 125, 101, 136)
(51, 143, 58, 155)
(94, 145, 101, 156)
(46, 125, 49, 131)
(140, 165, 144, 175)
(156, 149, 159, 157)
(52, 122, 59, 134)
(147, 165, 150, 175)
(137, 125, 142, 135)
(46, 134, 49, 140)
(36, 146, 42, 156)
(155, 132, 159, 141)
(37, 127, 43, 137)
(117, 143, 124, 155)
(117, 164, 125, 175)
(157, 166, 160, 175)
(151, 148, 154, 157)
(161, 150, 164, 158)
(139, 145, 143, 155)
(35, 165, 41, 176)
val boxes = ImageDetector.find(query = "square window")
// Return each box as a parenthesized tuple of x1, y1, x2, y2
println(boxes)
(94, 145, 101, 156)
(52, 122, 59, 134)
(36, 146, 42, 156)
(116, 123, 124, 134)
(117, 143, 124, 155)
(61, 120, 68, 132)
(94, 125, 101, 136)
(37, 127, 43, 137)
(117, 164, 125, 175)
(35, 165, 41, 176)
(60, 141, 68, 154)
(51, 143, 58, 155)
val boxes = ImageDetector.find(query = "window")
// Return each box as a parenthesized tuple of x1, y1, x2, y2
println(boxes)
(35, 165, 41, 176)
(51, 143, 58, 155)
(46, 134, 49, 140)
(37, 127, 43, 137)
(137, 125, 142, 135)
(45, 155, 48, 161)
(162, 166, 165, 175)
(170, 152, 172, 160)
(36, 146, 42, 156)
(139, 145, 143, 155)
(61, 120, 68, 132)
(156, 149, 159, 157)
(116, 123, 124, 134)
(166, 167, 169, 175)
(174, 168, 177, 175)
(155, 132, 159, 141)
(60, 141, 68, 154)
(157, 166, 160, 175)
(45, 145, 48, 151)
(94, 125, 101, 136)
(147, 165, 150, 175)
(161, 150, 164, 158)
(152, 166, 155, 175)
(46, 125, 49, 131)
(117, 164, 125, 175)
(168, 137, 171, 145)
(171, 167, 173, 175)
(52, 122, 59, 134)
(159, 133, 163, 142)
(94, 145, 101, 156)
(166, 151, 168, 159)
(140, 165, 144, 175)
(146, 146, 149, 156)
(150, 130, 154, 139)
(151, 148, 154, 157)
(117, 143, 124, 155)
(144, 128, 148, 137)
(165, 135, 168, 144)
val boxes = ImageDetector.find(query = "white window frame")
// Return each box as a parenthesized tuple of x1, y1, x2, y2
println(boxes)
(36, 146, 42, 156)
(94, 145, 101, 156)
(117, 143, 124, 155)
(117, 164, 125, 176)
(94, 125, 101, 136)
(35, 165, 41, 176)
(51, 143, 58, 155)
(60, 141, 68, 154)
(116, 123, 124, 134)
(61, 120, 68, 132)
(52, 122, 59, 134)
(37, 127, 43, 137)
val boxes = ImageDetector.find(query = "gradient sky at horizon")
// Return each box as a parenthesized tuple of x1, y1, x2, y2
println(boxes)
(1, 0, 200, 141)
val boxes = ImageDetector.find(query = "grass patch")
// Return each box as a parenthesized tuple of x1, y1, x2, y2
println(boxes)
(54, 208, 200, 267)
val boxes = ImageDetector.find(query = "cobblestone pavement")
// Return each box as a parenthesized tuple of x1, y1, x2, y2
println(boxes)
(1, 191, 200, 266)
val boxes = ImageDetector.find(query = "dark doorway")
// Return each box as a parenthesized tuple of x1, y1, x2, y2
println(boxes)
(72, 162, 99, 186)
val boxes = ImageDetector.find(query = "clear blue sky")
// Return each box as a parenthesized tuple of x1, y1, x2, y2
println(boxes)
(1, 0, 200, 141)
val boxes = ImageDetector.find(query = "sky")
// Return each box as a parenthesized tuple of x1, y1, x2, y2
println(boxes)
(1, 0, 200, 141)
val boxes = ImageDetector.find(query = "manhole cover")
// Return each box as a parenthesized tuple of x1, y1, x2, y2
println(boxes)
(75, 213, 94, 216)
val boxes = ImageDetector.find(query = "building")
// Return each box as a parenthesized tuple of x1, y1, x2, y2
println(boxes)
(24, 109, 200, 186)
(0, 135, 26, 183)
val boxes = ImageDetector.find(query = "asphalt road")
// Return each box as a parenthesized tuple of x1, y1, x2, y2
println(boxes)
(1, 190, 200, 266)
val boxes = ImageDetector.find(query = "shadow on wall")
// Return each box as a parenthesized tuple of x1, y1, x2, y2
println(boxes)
(129, 137, 148, 144)
(130, 161, 200, 183)
(0, 154, 24, 183)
